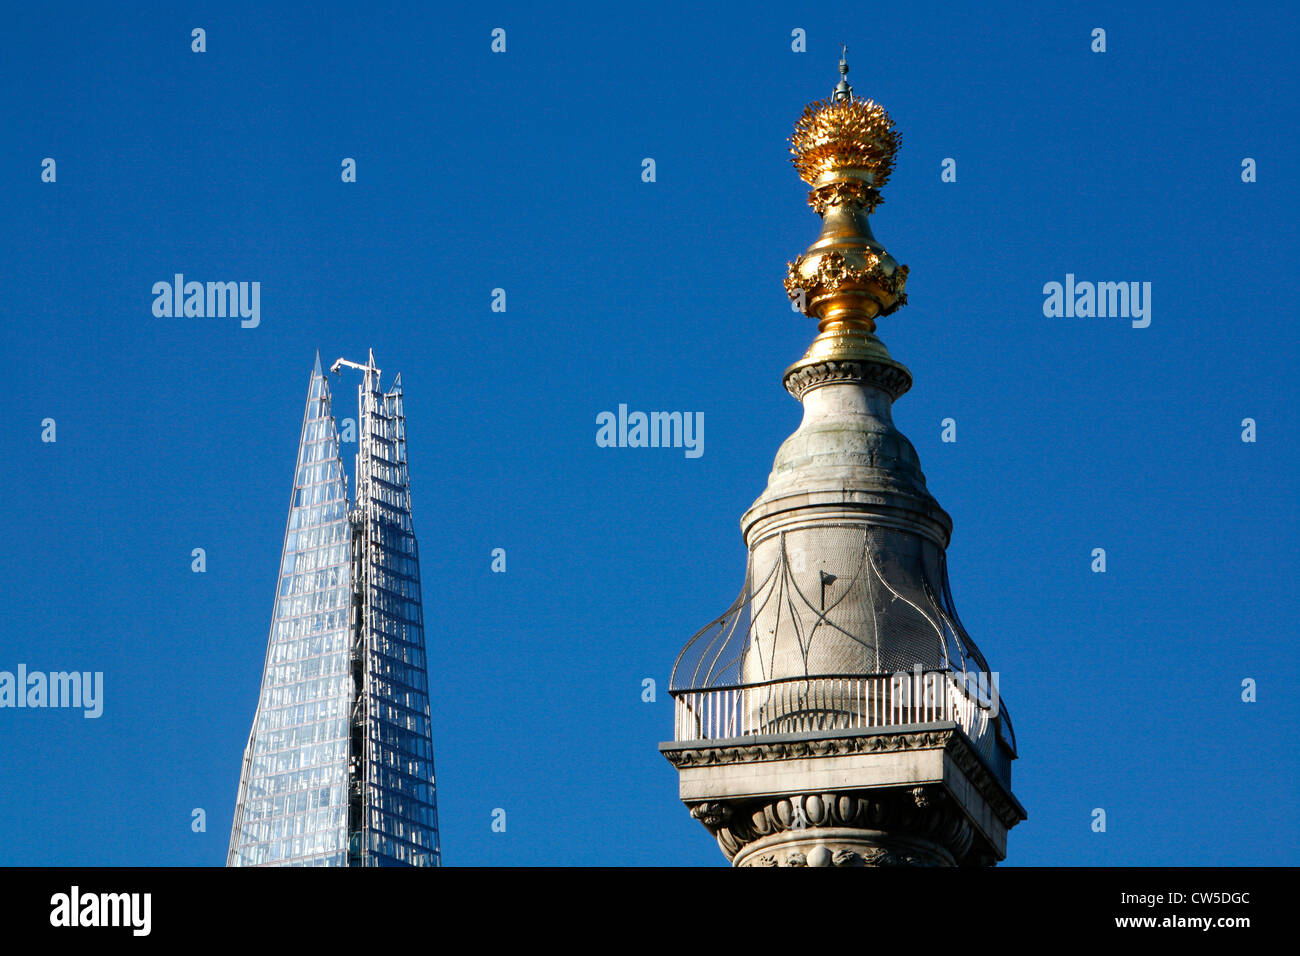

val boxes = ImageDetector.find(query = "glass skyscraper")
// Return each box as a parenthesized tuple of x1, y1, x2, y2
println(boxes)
(227, 353, 441, 867)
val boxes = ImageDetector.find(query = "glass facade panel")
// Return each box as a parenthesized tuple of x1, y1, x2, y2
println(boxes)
(228, 358, 353, 867)
(355, 375, 441, 866)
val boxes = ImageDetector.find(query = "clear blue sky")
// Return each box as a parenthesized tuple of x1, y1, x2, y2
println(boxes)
(1, 0, 1296, 866)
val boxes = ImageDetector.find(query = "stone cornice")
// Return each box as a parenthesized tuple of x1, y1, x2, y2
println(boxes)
(663, 728, 953, 769)
(661, 724, 1025, 830)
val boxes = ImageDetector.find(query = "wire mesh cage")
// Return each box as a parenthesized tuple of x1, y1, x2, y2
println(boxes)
(669, 524, 1015, 763)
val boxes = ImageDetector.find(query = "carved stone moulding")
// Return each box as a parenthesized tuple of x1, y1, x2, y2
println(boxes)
(688, 785, 978, 867)
(737, 830, 952, 868)
(662, 728, 955, 770)
(783, 357, 913, 401)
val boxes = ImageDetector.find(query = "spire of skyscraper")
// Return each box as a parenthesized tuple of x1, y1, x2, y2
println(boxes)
(228, 353, 441, 866)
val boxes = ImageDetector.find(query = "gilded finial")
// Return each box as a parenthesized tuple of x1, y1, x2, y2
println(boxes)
(781, 54, 913, 399)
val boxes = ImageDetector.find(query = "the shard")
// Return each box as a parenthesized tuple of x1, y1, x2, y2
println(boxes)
(228, 353, 440, 867)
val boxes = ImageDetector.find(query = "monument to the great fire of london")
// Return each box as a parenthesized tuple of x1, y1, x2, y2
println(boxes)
(661, 57, 1025, 867)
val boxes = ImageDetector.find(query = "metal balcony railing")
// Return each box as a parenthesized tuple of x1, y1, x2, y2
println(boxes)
(671, 670, 1015, 787)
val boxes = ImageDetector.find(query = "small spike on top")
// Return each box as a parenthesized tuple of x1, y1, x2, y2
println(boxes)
(833, 46, 853, 102)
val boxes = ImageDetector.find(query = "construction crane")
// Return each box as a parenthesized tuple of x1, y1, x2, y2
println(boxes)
(329, 349, 380, 378)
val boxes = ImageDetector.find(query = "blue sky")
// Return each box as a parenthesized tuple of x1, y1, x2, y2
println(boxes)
(1, 0, 1296, 866)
